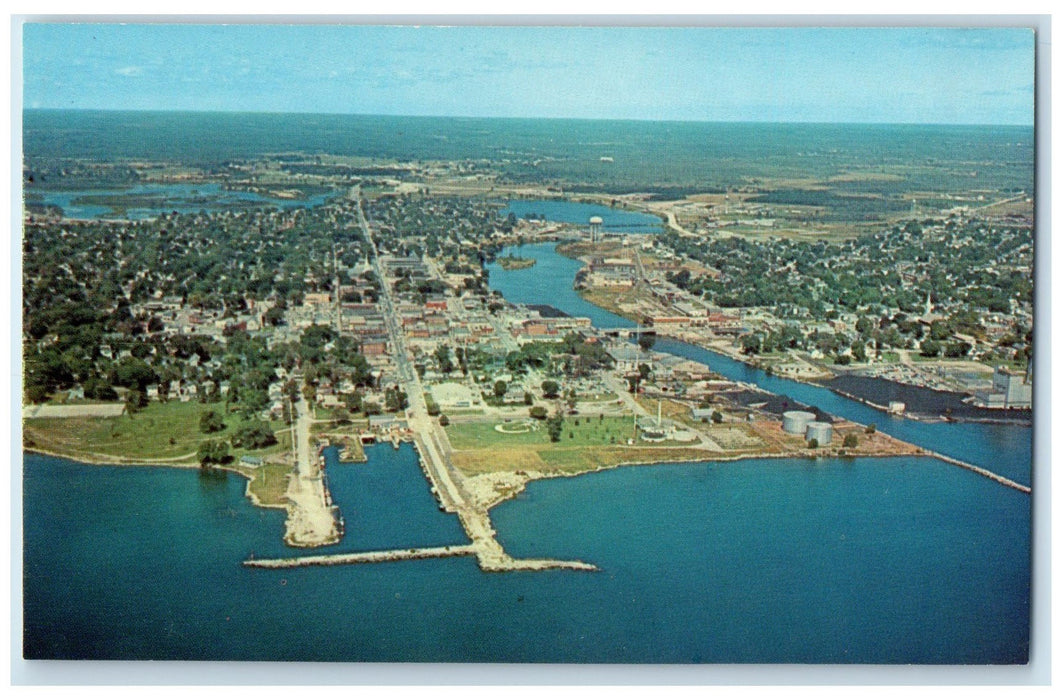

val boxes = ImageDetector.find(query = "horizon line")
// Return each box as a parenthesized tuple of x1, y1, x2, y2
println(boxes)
(21, 106, 1034, 129)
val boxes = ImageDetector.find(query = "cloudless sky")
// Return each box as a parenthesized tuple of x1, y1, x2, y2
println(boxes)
(21, 23, 1035, 125)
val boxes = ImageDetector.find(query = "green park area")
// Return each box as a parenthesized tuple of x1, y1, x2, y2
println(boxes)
(445, 415, 709, 475)
(24, 400, 290, 466)
(241, 460, 296, 509)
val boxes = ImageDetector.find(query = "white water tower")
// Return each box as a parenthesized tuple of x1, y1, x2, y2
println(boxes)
(589, 216, 603, 242)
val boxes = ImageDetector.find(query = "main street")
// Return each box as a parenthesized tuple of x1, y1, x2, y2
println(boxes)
(353, 189, 470, 512)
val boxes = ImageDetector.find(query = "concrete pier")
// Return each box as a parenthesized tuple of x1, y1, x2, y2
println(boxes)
(243, 542, 596, 572)
(245, 545, 476, 569)
(928, 451, 1031, 494)
(282, 395, 341, 547)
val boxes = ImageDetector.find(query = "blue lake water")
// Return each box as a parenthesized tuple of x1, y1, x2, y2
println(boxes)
(22, 233, 1032, 664)
(25, 183, 336, 220)
(22, 449, 1029, 663)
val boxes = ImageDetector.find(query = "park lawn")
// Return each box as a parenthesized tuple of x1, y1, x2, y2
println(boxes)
(634, 395, 697, 425)
(24, 400, 289, 464)
(445, 416, 638, 450)
(578, 392, 619, 402)
(240, 461, 295, 508)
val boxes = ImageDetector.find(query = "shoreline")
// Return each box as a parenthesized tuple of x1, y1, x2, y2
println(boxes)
(23, 445, 200, 469)
(471, 442, 1030, 520)
(22, 234, 1032, 533)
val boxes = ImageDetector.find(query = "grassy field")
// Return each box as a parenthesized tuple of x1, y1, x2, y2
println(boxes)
(446, 415, 638, 450)
(240, 461, 295, 508)
(446, 415, 717, 475)
(24, 400, 289, 465)
(634, 395, 698, 426)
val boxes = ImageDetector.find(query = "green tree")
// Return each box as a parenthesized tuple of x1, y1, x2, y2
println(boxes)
(231, 421, 278, 449)
(197, 439, 231, 466)
(546, 414, 564, 442)
(343, 390, 363, 413)
(638, 333, 656, 353)
(529, 405, 548, 420)
(843, 433, 859, 448)
(199, 409, 226, 434)
(434, 345, 454, 375)
(493, 380, 508, 400)
(385, 386, 408, 413)
(944, 341, 971, 358)
(124, 388, 147, 415)
(920, 339, 942, 357)
(263, 306, 286, 327)
(541, 380, 560, 398)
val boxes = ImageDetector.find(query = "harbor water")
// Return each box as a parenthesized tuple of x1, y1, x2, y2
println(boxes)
(22, 207, 1032, 663)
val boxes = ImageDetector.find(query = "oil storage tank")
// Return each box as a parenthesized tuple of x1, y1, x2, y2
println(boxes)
(805, 421, 834, 445)
(782, 410, 816, 435)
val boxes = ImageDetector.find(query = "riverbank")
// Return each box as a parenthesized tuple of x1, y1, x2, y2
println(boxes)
(547, 242, 1032, 428)
(821, 374, 1031, 425)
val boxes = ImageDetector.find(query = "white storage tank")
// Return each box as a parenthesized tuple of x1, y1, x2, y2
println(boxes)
(805, 421, 834, 446)
(782, 410, 816, 435)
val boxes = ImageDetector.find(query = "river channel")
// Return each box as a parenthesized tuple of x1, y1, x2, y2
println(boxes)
(486, 240, 1033, 485)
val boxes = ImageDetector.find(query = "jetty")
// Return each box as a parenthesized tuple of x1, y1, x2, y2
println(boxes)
(251, 194, 597, 573)
(282, 395, 341, 547)
(243, 543, 595, 572)
(247, 545, 476, 568)
(928, 450, 1031, 494)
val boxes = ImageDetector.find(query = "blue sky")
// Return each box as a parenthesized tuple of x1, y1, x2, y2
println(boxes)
(21, 23, 1036, 125)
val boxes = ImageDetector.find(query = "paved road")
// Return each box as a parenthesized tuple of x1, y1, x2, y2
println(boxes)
(295, 395, 316, 478)
(355, 192, 468, 511)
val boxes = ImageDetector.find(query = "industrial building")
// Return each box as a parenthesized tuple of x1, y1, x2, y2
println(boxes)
(804, 421, 834, 446)
(975, 366, 1032, 409)
(782, 410, 816, 435)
